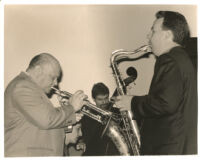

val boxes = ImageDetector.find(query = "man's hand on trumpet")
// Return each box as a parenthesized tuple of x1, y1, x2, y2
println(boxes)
(57, 94, 68, 106)
(69, 90, 88, 112)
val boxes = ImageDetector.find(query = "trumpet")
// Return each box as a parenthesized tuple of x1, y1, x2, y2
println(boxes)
(51, 87, 112, 125)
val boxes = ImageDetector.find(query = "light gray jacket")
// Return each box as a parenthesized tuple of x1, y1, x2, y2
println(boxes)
(5, 72, 76, 157)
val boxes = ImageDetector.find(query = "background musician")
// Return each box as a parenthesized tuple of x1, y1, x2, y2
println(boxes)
(81, 82, 119, 156)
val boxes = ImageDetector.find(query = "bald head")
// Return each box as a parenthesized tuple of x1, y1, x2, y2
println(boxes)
(27, 53, 60, 71)
(26, 53, 62, 94)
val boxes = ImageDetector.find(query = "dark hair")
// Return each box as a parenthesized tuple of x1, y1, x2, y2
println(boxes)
(92, 82, 109, 99)
(156, 11, 190, 46)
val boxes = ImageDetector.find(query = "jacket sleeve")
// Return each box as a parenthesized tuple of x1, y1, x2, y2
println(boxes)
(131, 55, 183, 119)
(12, 83, 76, 130)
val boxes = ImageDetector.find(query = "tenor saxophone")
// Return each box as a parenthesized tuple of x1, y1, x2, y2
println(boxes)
(110, 45, 151, 155)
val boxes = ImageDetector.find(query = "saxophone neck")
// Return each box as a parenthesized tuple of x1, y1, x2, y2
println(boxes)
(111, 45, 152, 62)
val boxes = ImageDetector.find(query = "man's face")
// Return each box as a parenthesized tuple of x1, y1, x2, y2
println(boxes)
(40, 63, 61, 94)
(148, 18, 167, 56)
(94, 94, 110, 110)
(67, 124, 82, 144)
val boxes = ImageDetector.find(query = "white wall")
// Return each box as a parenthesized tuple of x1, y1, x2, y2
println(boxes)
(4, 5, 197, 103)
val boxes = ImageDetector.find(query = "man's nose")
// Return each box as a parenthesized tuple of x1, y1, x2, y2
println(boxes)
(147, 33, 150, 40)
(147, 31, 152, 40)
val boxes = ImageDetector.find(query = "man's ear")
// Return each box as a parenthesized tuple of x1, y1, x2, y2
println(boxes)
(34, 65, 43, 76)
(165, 30, 174, 41)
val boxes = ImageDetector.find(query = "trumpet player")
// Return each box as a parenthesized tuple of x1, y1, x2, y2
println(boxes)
(4, 53, 87, 157)
(115, 11, 197, 155)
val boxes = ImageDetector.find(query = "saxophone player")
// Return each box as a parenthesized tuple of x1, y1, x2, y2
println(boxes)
(115, 11, 197, 155)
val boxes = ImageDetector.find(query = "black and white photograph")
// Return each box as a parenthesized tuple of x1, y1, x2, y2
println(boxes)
(1, 0, 198, 159)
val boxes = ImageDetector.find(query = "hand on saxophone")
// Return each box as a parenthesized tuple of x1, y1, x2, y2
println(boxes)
(115, 95, 134, 111)
(69, 90, 88, 112)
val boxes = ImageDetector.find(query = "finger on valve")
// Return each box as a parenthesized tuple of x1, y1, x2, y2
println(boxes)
(69, 90, 87, 111)
(57, 95, 68, 106)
